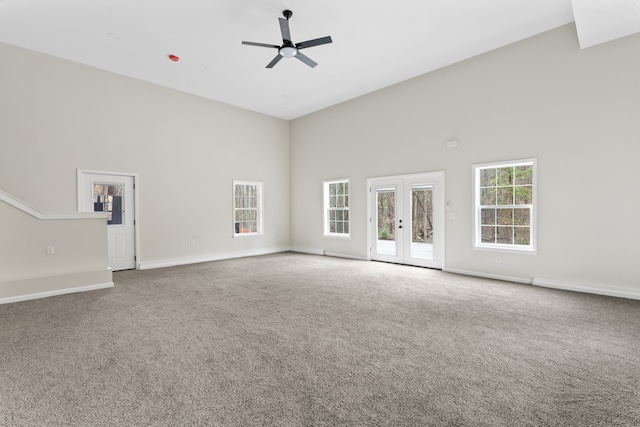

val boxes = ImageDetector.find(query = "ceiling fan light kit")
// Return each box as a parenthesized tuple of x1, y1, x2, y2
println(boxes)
(279, 46, 297, 58)
(242, 9, 332, 68)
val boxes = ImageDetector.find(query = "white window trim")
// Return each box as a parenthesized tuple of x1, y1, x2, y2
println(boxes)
(233, 180, 264, 237)
(323, 178, 350, 238)
(472, 159, 537, 254)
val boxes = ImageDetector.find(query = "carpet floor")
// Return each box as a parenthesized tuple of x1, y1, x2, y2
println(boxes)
(1, 252, 639, 426)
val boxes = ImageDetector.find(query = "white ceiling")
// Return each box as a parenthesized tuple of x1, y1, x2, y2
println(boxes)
(0, 0, 637, 120)
(572, 0, 640, 49)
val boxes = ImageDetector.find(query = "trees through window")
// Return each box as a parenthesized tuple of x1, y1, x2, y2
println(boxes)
(233, 181, 263, 236)
(474, 160, 536, 251)
(324, 179, 350, 236)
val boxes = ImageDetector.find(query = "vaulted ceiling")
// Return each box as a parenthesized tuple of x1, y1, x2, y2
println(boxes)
(1, 0, 638, 120)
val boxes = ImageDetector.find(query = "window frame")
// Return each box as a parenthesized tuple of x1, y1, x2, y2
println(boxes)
(472, 159, 537, 253)
(233, 180, 264, 237)
(323, 178, 350, 238)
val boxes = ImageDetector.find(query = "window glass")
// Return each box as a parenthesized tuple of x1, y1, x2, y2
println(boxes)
(233, 181, 263, 235)
(324, 179, 350, 236)
(474, 160, 535, 251)
(93, 183, 123, 225)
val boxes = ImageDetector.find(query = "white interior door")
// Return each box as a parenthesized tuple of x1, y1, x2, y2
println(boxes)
(79, 172, 136, 271)
(369, 172, 444, 269)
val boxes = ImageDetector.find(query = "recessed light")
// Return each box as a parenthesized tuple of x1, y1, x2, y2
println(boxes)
(107, 32, 120, 40)
(203, 66, 214, 72)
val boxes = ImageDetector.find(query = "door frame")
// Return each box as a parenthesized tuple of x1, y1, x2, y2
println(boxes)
(77, 169, 141, 270)
(366, 171, 445, 269)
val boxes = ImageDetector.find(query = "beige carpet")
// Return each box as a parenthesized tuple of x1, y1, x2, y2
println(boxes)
(1, 252, 639, 426)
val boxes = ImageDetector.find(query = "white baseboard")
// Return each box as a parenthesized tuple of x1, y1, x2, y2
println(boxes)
(138, 247, 292, 270)
(289, 247, 367, 261)
(0, 269, 114, 305)
(442, 268, 640, 300)
(443, 268, 532, 285)
(289, 247, 324, 256)
(532, 277, 640, 301)
(323, 251, 368, 261)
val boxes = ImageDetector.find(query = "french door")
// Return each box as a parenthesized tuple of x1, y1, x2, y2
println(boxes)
(78, 171, 137, 271)
(368, 172, 444, 269)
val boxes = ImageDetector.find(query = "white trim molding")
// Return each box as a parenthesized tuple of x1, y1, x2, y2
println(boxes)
(443, 268, 532, 285)
(290, 247, 324, 256)
(139, 247, 291, 270)
(0, 269, 114, 305)
(532, 277, 640, 301)
(323, 251, 368, 261)
(289, 247, 368, 261)
(0, 189, 107, 220)
(280, 248, 366, 261)
(442, 268, 640, 301)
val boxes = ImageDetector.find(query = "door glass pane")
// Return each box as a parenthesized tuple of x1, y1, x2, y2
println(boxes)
(93, 183, 123, 225)
(411, 186, 433, 260)
(376, 189, 396, 256)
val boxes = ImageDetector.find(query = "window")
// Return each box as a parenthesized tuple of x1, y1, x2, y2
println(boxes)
(233, 181, 263, 236)
(93, 183, 123, 225)
(473, 159, 536, 252)
(323, 179, 350, 236)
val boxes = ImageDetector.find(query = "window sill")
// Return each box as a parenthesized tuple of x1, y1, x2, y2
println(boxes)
(323, 234, 351, 239)
(473, 245, 538, 255)
(233, 233, 263, 238)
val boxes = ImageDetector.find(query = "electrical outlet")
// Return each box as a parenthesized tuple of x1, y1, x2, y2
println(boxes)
(46, 245, 55, 255)
(496, 256, 502, 264)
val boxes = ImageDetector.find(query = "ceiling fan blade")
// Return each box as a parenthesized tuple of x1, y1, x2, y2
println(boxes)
(242, 41, 280, 49)
(266, 54, 283, 68)
(279, 17, 292, 42)
(295, 51, 318, 68)
(296, 36, 333, 50)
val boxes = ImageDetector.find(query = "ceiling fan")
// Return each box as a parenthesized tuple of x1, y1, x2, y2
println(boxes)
(242, 10, 332, 68)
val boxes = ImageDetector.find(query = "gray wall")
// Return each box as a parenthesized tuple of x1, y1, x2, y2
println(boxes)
(290, 24, 640, 293)
(0, 42, 291, 269)
(2, 23, 639, 298)
(0, 201, 107, 282)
